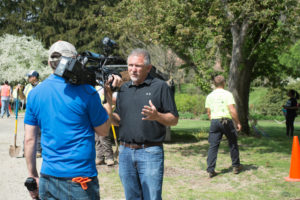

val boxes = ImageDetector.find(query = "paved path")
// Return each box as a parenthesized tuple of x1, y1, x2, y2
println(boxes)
(0, 115, 42, 200)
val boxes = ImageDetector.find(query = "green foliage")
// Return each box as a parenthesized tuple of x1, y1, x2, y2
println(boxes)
(249, 113, 285, 121)
(177, 112, 195, 119)
(0, 0, 119, 53)
(286, 81, 300, 92)
(249, 87, 268, 106)
(175, 93, 206, 116)
(249, 82, 300, 117)
(255, 88, 286, 116)
(0, 0, 25, 36)
(177, 83, 204, 95)
(279, 39, 300, 77)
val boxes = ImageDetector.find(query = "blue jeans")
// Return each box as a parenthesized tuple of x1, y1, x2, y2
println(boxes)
(119, 145, 164, 200)
(1, 99, 10, 117)
(39, 174, 100, 200)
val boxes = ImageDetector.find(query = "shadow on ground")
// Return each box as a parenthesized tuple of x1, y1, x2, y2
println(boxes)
(219, 164, 258, 175)
(168, 121, 297, 157)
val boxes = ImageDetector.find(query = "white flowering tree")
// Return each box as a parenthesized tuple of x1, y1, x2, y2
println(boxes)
(0, 34, 51, 83)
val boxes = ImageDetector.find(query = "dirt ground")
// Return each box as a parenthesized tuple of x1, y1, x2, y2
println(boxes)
(0, 114, 41, 200)
(0, 114, 126, 200)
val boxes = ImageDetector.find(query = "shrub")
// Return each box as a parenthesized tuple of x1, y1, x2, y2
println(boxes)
(249, 113, 285, 121)
(175, 93, 206, 116)
(178, 112, 195, 119)
(254, 88, 286, 116)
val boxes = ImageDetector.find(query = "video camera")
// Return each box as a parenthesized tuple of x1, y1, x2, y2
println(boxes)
(54, 37, 126, 88)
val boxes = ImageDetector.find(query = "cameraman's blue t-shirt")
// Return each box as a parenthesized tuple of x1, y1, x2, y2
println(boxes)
(24, 74, 108, 178)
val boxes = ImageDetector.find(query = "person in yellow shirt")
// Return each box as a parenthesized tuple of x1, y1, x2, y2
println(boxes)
(205, 75, 242, 178)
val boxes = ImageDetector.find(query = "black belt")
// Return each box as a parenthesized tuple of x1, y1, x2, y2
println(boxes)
(219, 118, 232, 125)
(120, 141, 163, 149)
(212, 118, 232, 125)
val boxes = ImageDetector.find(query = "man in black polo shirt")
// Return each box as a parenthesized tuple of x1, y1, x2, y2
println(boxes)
(112, 48, 179, 200)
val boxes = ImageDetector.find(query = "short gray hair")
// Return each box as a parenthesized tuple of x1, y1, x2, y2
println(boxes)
(127, 48, 151, 66)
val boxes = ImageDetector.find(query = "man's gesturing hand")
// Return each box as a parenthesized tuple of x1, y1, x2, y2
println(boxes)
(142, 100, 158, 121)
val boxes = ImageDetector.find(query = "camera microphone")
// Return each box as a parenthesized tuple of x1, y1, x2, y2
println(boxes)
(102, 37, 116, 47)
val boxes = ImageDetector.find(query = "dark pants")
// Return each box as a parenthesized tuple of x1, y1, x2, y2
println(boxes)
(207, 119, 240, 173)
(286, 114, 296, 137)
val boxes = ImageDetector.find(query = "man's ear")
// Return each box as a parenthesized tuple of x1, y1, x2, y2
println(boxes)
(147, 64, 152, 73)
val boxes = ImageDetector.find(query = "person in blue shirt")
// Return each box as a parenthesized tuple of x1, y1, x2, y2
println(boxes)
(24, 40, 122, 200)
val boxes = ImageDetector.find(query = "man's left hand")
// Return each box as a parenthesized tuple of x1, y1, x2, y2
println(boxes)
(142, 100, 158, 121)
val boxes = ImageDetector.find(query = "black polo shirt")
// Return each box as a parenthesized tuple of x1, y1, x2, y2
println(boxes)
(114, 75, 178, 143)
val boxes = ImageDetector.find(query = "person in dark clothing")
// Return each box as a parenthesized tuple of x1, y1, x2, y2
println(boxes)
(111, 48, 179, 200)
(205, 75, 243, 178)
(283, 89, 299, 137)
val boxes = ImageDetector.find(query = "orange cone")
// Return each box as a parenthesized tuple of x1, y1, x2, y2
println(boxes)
(285, 136, 300, 182)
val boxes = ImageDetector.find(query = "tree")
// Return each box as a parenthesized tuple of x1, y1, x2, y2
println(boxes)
(2, 0, 300, 134)
(0, 0, 24, 36)
(279, 39, 300, 76)
(209, 0, 300, 133)
(103, 0, 300, 134)
(0, 34, 50, 83)
(0, 0, 121, 53)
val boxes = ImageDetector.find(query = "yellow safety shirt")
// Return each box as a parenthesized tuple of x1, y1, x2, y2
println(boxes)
(205, 88, 235, 119)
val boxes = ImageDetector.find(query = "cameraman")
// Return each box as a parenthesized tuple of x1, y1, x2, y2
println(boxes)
(24, 41, 122, 199)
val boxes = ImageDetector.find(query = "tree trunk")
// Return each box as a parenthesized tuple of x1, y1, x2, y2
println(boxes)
(228, 21, 251, 135)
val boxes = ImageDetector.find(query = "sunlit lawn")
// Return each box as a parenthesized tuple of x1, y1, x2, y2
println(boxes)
(98, 119, 300, 200)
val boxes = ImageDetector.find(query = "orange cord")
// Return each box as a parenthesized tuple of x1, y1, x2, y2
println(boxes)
(72, 177, 92, 190)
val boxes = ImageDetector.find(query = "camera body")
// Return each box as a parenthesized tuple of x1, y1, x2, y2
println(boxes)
(54, 55, 97, 86)
(54, 37, 125, 87)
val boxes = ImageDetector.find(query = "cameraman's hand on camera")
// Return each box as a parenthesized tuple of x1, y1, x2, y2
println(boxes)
(29, 177, 39, 200)
(110, 74, 123, 89)
(105, 75, 123, 101)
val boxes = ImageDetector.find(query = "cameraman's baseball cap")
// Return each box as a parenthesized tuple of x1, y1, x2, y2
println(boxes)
(48, 41, 77, 62)
(27, 70, 39, 78)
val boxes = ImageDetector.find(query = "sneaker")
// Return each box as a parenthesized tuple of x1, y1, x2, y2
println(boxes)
(106, 159, 114, 166)
(208, 171, 217, 178)
(96, 159, 105, 165)
(233, 165, 243, 174)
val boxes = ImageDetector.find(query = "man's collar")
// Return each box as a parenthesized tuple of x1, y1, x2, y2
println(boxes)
(129, 74, 153, 87)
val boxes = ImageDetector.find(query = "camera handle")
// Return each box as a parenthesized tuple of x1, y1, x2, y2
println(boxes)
(24, 177, 40, 200)
(102, 75, 116, 104)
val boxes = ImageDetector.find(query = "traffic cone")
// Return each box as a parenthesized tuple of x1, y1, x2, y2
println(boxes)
(285, 136, 300, 182)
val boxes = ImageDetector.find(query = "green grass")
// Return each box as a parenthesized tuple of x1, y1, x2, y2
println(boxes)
(98, 120, 300, 200)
